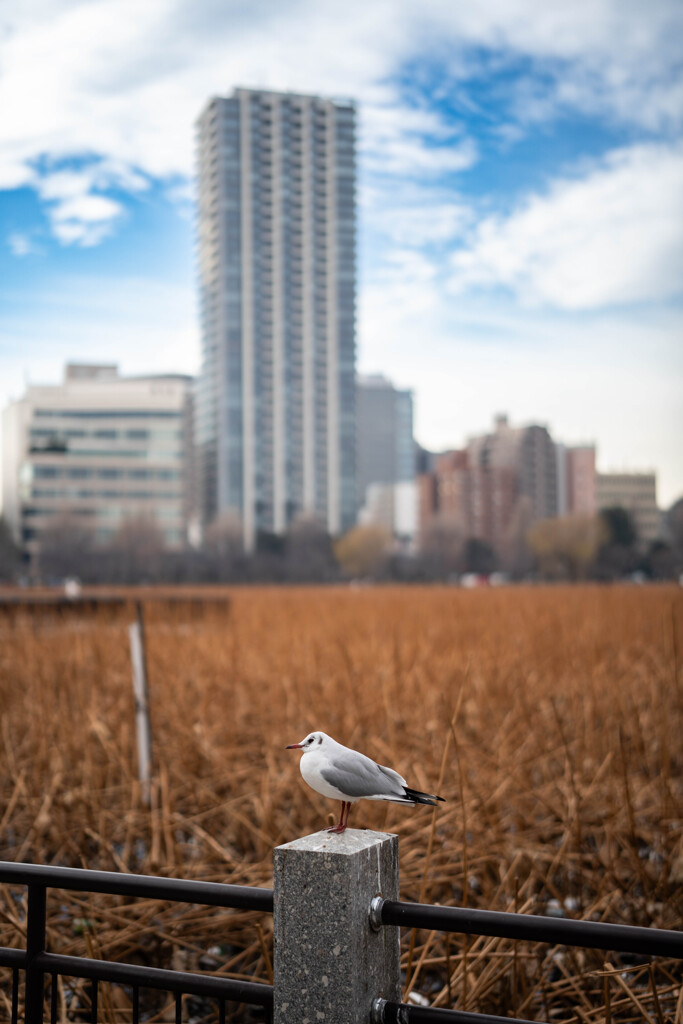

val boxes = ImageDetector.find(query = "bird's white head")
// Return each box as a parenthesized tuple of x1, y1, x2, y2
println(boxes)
(286, 731, 329, 753)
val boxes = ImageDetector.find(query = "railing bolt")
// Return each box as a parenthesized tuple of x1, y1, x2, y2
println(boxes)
(369, 894, 385, 932)
(371, 996, 387, 1023)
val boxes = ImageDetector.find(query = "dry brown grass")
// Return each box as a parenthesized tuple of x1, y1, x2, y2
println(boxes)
(1, 584, 682, 1021)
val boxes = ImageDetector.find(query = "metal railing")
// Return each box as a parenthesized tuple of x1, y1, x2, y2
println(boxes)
(2, 859, 682, 1023)
(369, 897, 683, 1023)
(0, 862, 273, 1023)
(371, 896, 683, 957)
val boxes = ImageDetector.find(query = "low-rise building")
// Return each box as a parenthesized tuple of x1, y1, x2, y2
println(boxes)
(596, 472, 659, 545)
(2, 364, 195, 562)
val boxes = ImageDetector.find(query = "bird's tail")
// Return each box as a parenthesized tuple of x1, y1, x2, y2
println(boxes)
(403, 787, 445, 806)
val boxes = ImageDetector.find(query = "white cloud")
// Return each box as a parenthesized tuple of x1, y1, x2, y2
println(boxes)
(16, 157, 149, 246)
(360, 178, 474, 250)
(0, 155, 35, 191)
(50, 193, 124, 246)
(378, 203, 472, 248)
(7, 232, 37, 256)
(1, 0, 681, 247)
(359, 102, 477, 178)
(424, 1, 683, 133)
(449, 142, 683, 309)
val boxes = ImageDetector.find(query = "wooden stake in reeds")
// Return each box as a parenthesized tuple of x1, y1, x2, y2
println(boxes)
(129, 602, 153, 807)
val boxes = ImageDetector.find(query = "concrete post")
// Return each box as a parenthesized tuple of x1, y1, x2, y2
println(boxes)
(273, 829, 400, 1024)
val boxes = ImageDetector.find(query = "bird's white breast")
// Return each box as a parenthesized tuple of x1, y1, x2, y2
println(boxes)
(300, 750, 354, 801)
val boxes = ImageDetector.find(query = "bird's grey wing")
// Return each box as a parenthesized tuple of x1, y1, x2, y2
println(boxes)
(321, 755, 407, 799)
(377, 764, 408, 788)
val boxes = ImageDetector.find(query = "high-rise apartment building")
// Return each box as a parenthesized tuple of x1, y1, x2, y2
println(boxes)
(556, 444, 596, 517)
(467, 415, 558, 524)
(2, 364, 194, 561)
(196, 87, 357, 549)
(418, 415, 558, 559)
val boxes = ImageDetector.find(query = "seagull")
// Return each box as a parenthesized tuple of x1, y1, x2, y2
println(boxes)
(286, 731, 445, 834)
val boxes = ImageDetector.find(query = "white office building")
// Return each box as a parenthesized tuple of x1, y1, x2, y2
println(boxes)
(196, 87, 357, 549)
(2, 364, 194, 560)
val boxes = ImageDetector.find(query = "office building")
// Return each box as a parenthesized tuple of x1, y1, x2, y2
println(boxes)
(196, 87, 357, 549)
(2, 364, 193, 561)
(356, 374, 414, 510)
(596, 472, 659, 545)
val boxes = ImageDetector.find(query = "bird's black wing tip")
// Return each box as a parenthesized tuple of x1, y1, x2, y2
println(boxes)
(404, 787, 446, 805)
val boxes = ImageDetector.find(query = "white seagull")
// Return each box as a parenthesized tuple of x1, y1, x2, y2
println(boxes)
(286, 731, 445, 833)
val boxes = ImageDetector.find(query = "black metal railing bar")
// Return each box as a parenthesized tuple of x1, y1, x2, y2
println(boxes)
(0, 946, 272, 1002)
(0, 861, 273, 912)
(0, 947, 25, 967)
(35, 952, 274, 1004)
(374, 1000, 543, 1024)
(378, 899, 683, 959)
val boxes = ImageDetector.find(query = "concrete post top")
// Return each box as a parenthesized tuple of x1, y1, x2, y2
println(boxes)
(276, 828, 398, 856)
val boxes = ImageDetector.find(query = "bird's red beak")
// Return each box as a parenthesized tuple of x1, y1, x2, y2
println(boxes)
(286, 742, 304, 749)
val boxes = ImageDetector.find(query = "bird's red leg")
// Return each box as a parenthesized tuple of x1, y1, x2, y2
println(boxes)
(343, 802, 351, 828)
(325, 802, 348, 833)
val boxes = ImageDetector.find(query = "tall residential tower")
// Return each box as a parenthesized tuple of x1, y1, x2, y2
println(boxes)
(196, 87, 357, 548)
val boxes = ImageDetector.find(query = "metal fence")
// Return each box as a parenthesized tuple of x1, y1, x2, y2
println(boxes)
(2, 858, 682, 1023)
(369, 897, 683, 1023)
(0, 862, 274, 1023)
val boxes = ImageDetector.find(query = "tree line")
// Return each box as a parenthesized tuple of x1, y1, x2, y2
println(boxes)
(0, 501, 682, 585)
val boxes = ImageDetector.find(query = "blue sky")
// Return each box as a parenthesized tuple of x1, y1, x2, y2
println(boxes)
(1, 0, 682, 506)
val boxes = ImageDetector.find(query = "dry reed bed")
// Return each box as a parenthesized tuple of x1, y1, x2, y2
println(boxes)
(0, 584, 682, 1021)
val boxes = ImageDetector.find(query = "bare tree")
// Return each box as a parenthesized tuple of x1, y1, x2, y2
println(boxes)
(203, 511, 246, 581)
(500, 495, 535, 577)
(419, 515, 465, 580)
(38, 512, 95, 582)
(461, 537, 498, 575)
(285, 515, 337, 582)
(0, 517, 22, 582)
(592, 507, 640, 579)
(106, 516, 167, 584)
